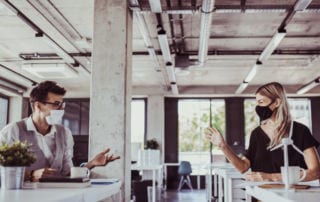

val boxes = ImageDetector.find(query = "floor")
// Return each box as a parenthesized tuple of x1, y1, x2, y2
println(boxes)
(161, 189, 207, 202)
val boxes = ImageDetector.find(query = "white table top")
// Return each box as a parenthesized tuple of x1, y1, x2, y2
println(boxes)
(0, 181, 121, 202)
(131, 164, 162, 170)
(246, 183, 320, 202)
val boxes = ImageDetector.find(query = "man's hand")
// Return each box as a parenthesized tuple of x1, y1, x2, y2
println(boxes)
(86, 148, 120, 170)
(31, 168, 58, 182)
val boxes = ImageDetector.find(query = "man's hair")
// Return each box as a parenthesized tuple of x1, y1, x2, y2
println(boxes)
(29, 80, 66, 110)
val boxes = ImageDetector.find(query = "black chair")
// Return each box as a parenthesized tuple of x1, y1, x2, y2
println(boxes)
(177, 161, 193, 191)
(131, 170, 152, 202)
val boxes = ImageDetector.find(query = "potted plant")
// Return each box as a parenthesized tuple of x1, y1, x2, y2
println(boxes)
(144, 139, 160, 150)
(0, 141, 36, 189)
(140, 139, 160, 165)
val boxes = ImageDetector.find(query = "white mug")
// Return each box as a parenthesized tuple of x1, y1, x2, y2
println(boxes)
(70, 167, 90, 178)
(281, 166, 306, 185)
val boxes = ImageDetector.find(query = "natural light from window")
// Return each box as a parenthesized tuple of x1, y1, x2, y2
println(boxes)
(178, 99, 225, 174)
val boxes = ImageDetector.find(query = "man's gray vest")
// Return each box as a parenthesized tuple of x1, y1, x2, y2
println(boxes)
(16, 119, 68, 174)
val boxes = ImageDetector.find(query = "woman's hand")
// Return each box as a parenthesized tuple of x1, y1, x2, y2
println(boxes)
(86, 148, 120, 169)
(205, 127, 226, 148)
(245, 172, 277, 182)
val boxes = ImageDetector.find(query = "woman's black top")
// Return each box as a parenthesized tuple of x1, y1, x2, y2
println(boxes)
(244, 121, 319, 173)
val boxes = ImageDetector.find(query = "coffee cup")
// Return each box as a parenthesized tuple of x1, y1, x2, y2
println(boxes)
(70, 167, 90, 178)
(281, 166, 306, 185)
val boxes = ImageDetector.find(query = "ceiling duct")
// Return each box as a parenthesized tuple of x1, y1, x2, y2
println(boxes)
(174, 54, 193, 69)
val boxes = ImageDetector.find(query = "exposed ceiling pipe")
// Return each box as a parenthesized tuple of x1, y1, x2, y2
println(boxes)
(157, 25, 172, 62)
(129, 4, 320, 14)
(158, 26, 179, 95)
(148, 0, 162, 13)
(25, 0, 91, 69)
(198, 0, 215, 66)
(0, 0, 90, 76)
(166, 0, 178, 53)
(297, 77, 320, 94)
(234, 0, 312, 94)
(129, 0, 169, 89)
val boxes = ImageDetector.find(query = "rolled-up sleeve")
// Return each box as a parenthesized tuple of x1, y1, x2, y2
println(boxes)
(0, 123, 20, 144)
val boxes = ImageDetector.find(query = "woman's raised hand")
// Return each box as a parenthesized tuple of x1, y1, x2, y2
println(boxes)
(205, 127, 226, 148)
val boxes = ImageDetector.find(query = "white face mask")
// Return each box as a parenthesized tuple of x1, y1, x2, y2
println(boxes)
(45, 110, 64, 125)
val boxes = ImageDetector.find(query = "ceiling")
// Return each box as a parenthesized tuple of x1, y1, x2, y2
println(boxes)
(0, 0, 320, 97)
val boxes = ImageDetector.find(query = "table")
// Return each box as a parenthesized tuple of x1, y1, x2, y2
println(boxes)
(205, 162, 237, 202)
(246, 184, 320, 202)
(131, 164, 162, 202)
(214, 167, 244, 202)
(0, 181, 121, 202)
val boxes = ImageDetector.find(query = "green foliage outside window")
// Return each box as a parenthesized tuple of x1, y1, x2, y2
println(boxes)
(178, 100, 225, 152)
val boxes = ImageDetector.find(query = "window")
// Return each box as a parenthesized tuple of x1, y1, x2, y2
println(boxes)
(0, 95, 9, 130)
(131, 99, 146, 162)
(178, 99, 225, 174)
(131, 99, 146, 144)
(244, 98, 312, 148)
(63, 100, 90, 135)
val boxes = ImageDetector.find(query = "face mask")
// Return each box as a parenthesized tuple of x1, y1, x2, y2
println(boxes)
(255, 101, 274, 122)
(45, 110, 64, 125)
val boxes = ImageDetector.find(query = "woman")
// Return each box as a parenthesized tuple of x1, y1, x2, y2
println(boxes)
(205, 82, 320, 181)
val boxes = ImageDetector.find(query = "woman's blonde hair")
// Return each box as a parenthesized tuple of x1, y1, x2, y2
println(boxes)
(255, 82, 292, 149)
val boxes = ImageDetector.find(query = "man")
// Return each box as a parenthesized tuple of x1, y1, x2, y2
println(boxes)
(0, 80, 120, 181)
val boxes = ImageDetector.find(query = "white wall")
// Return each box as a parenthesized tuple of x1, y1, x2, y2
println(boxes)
(9, 96, 23, 123)
(146, 95, 165, 163)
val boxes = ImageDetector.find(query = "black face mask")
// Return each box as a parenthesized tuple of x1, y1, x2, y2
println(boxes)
(255, 101, 274, 122)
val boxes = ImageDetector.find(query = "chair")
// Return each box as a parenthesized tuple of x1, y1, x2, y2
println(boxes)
(177, 161, 193, 191)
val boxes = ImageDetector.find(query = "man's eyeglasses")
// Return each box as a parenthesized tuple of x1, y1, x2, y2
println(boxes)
(40, 101, 66, 109)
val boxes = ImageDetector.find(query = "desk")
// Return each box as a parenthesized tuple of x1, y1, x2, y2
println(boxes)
(0, 181, 121, 202)
(205, 163, 236, 202)
(131, 164, 162, 202)
(246, 185, 320, 202)
(214, 168, 244, 202)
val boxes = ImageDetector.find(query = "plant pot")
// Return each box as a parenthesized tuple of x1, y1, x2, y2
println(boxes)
(138, 149, 160, 166)
(0, 166, 25, 189)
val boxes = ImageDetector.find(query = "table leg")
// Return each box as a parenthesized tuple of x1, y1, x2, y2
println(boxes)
(227, 178, 232, 202)
(214, 173, 217, 197)
(152, 169, 156, 202)
(218, 175, 223, 202)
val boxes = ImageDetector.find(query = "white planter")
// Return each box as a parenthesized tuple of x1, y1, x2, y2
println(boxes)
(0, 166, 25, 189)
(138, 149, 160, 166)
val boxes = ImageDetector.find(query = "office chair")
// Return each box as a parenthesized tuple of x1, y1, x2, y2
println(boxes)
(177, 161, 193, 191)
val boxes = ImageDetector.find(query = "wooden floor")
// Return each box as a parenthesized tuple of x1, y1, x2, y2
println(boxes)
(161, 189, 206, 202)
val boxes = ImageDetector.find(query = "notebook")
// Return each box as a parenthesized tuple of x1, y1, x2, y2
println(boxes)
(38, 177, 91, 188)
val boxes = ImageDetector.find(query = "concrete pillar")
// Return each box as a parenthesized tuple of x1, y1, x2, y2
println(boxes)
(147, 95, 165, 163)
(90, 1, 132, 201)
(9, 96, 23, 123)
